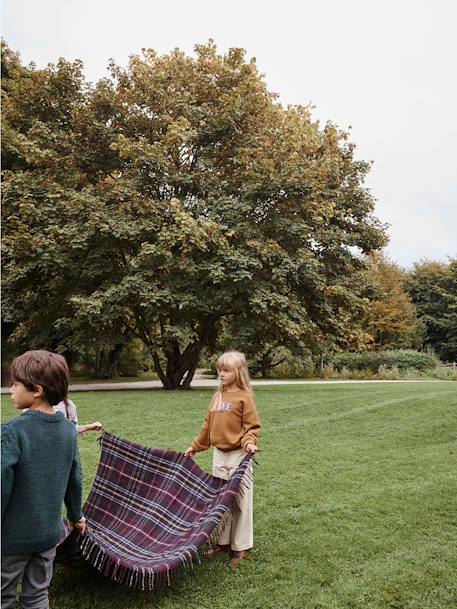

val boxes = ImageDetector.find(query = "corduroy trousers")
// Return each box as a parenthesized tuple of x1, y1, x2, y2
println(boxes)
(212, 447, 253, 551)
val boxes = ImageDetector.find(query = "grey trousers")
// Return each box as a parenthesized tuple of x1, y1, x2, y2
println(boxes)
(1, 546, 56, 609)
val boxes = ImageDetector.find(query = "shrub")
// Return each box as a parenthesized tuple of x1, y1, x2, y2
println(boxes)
(118, 340, 153, 377)
(319, 365, 334, 379)
(269, 354, 316, 379)
(330, 367, 379, 380)
(332, 349, 441, 372)
(426, 366, 457, 381)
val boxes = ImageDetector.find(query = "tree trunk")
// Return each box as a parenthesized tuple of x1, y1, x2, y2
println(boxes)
(161, 343, 202, 390)
(63, 349, 75, 370)
(108, 343, 123, 378)
(151, 351, 168, 387)
(259, 344, 286, 379)
(95, 347, 105, 377)
(152, 314, 219, 389)
(181, 347, 203, 389)
(260, 352, 271, 378)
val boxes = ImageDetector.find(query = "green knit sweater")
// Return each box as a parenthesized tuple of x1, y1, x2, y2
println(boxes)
(1, 410, 83, 554)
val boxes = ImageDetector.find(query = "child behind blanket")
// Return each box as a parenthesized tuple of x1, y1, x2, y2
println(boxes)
(185, 351, 260, 566)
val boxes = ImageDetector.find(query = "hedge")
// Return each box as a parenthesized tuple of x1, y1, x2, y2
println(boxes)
(331, 349, 441, 372)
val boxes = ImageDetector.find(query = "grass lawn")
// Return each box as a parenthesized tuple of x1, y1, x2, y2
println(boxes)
(69, 371, 160, 384)
(2, 382, 456, 609)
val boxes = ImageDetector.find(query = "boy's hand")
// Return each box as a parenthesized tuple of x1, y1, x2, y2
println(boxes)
(73, 517, 86, 535)
(245, 443, 258, 454)
(184, 447, 195, 457)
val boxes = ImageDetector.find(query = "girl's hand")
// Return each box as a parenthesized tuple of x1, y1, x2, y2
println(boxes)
(184, 447, 196, 457)
(90, 421, 103, 431)
(245, 443, 258, 454)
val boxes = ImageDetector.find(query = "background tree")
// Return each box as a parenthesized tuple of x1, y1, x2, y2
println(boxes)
(407, 260, 457, 361)
(363, 253, 424, 349)
(2, 41, 387, 388)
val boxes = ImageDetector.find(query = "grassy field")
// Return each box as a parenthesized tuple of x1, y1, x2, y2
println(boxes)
(2, 382, 456, 609)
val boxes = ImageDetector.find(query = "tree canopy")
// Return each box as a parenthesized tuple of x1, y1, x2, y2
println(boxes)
(2, 41, 388, 387)
(363, 254, 423, 350)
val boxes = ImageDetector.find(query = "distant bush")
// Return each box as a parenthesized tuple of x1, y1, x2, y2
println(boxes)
(270, 355, 315, 379)
(118, 340, 153, 377)
(331, 349, 441, 372)
(425, 366, 457, 381)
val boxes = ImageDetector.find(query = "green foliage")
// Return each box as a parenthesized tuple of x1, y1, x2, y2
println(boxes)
(258, 349, 316, 378)
(1, 40, 387, 388)
(332, 349, 441, 372)
(117, 340, 153, 377)
(407, 260, 457, 361)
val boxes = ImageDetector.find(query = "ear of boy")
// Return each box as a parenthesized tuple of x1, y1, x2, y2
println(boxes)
(32, 385, 45, 399)
(27, 385, 54, 414)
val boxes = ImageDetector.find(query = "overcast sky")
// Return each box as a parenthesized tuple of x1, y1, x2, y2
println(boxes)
(2, 0, 456, 267)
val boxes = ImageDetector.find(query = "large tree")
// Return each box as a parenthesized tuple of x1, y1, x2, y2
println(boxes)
(1, 43, 97, 363)
(2, 41, 387, 388)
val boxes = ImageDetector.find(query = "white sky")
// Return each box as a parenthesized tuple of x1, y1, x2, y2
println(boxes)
(2, 0, 456, 267)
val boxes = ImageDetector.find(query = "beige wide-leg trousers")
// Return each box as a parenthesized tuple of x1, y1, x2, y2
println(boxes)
(212, 447, 253, 551)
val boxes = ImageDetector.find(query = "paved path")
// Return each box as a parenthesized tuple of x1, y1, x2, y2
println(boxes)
(1, 378, 447, 394)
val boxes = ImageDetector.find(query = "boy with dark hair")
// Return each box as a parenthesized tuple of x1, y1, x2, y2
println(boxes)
(1, 350, 85, 609)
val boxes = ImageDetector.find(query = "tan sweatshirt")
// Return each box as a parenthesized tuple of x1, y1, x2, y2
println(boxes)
(191, 389, 261, 452)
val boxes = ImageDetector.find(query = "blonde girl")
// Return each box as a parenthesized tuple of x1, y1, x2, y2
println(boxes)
(184, 351, 260, 566)
(54, 398, 102, 434)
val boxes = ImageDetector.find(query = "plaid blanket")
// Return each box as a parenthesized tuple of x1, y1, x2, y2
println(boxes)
(56, 432, 252, 589)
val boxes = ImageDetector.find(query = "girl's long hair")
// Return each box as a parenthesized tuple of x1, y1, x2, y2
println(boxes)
(211, 350, 254, 411)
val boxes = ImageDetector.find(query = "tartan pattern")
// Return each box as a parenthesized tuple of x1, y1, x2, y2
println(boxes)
(56, 432, 252, 589)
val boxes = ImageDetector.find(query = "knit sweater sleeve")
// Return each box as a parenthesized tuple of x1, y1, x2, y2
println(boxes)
(240, 394, 261, 449)
(64, 439, 83, 524)
(191, 410, 211, 453)
(1, 425, 21, 520)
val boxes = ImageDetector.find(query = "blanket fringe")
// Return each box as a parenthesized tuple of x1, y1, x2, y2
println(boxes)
(65, 495, 244, 591)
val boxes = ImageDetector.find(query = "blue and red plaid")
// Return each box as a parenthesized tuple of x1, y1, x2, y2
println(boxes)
(56, 432, 252, 589)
